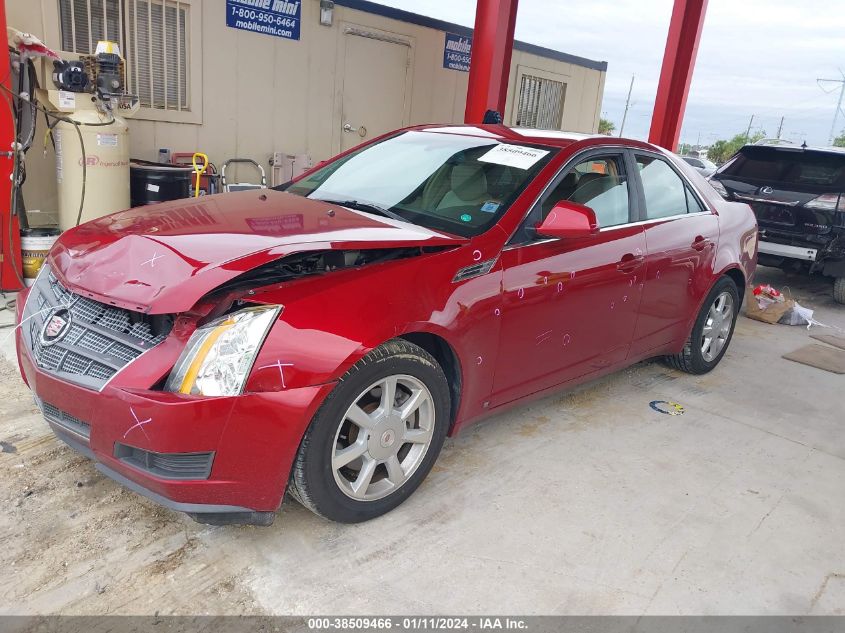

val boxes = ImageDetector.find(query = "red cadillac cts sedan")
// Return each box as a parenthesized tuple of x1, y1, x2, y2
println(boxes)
(16, 125, 757, 525)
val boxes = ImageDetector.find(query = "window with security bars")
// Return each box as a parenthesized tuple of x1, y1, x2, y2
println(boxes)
(58, 0, 190, 112)
(516, 74, 566, 129)
(59, 0, 123, 54)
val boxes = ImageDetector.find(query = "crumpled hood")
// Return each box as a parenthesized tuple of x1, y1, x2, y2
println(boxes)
(49, 190, 465, 313)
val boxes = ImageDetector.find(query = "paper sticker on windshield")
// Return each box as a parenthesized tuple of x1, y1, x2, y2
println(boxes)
(478, 144, 549, 170)
(480, 201, 500, 213)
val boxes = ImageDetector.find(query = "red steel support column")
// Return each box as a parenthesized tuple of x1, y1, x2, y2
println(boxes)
(464, 0, 518, 124)
(0, 2, 24, 291)
(648, 0, 708, 151)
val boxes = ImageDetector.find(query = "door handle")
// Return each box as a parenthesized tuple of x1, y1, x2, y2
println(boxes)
(343, 123, 367, 137)
(616, 253, 644, 272)
(691, 236, 711, 251)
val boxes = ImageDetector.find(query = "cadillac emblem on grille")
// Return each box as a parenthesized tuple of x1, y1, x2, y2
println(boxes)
(22, 266, 173, 390)
(40, 308, 72, 346)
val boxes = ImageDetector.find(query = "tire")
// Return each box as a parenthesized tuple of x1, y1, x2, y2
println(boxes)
(290, 339, 450, 523)
(664, 276, 740, 375)
(834, 277, 845, 305)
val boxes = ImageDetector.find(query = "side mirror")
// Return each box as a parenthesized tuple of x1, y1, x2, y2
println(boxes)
(535, 201, 599, 239)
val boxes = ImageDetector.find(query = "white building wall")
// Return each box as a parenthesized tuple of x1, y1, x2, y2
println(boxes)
(6, 0, 606, 222)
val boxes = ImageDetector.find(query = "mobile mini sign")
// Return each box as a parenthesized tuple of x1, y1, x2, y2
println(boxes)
(443, 33, 472, 72)
(226, 0, 301, 41)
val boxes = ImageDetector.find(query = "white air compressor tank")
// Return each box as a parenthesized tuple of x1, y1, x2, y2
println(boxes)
(53, 106, 131, 229)
(32, 41, 139, 231)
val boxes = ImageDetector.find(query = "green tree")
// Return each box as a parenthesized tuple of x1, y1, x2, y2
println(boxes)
(707, 130, 766, 164)
(834, 130, 845, 148)
(707, 140, 731, 164)
(598, 118, 616, 135)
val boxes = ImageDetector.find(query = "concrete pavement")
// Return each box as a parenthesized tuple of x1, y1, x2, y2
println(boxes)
(0, 267, 842, 615)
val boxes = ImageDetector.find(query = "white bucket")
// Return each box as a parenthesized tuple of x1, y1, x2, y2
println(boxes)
(21, 231, 60, 286)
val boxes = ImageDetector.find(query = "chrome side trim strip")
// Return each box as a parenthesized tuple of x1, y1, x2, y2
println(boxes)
(452, 257, 499, 282)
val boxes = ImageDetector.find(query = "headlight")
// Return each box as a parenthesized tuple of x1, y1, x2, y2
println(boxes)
(165, 305, 280, 396)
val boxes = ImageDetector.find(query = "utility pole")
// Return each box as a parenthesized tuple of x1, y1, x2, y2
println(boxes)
(817, 71, 845, 145)
(776, 116, 784, 139)
(744, 115, 755, 144)
(619, 74, 635, 137)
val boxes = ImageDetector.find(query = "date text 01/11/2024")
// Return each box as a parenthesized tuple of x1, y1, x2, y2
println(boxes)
(306, 617, 529, 630)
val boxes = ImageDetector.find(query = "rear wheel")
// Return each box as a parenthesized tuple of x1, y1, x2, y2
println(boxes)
(834, 277, 845, 305)
(664, 276, 740, 375)
(290, 340, 450, 523)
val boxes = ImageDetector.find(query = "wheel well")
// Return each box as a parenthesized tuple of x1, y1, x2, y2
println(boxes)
(399, 332, 462, 429)
(723, 267, 746, 301)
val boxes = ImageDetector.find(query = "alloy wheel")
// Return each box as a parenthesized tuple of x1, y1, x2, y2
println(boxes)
(701, 291, 734, 362)
(331, 374, 435, 501)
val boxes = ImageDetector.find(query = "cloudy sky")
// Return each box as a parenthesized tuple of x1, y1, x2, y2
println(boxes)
(374, 0, 845, 147)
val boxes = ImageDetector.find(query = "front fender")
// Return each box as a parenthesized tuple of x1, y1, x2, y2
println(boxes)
(244, 245, 498, 380)
(241, 242, 505, 433)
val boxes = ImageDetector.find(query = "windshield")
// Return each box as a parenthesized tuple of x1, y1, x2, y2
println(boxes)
(283, 130, 556, 237)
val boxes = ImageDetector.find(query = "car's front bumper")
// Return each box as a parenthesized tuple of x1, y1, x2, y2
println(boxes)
(16, 317, 335, 525)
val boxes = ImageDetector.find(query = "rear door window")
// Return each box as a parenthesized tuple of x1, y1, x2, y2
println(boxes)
(636, 155, 702, 219)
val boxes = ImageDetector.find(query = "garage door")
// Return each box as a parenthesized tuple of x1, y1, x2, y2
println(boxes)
(340, 28, 411, 152)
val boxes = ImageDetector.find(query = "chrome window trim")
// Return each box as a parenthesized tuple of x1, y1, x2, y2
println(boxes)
(602, 210, 712, 229)
(503, 211, 713, 251)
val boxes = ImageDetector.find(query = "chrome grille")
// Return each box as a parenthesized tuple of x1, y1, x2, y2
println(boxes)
(21, 266, 173, 390)
(78, 329, 113, 354)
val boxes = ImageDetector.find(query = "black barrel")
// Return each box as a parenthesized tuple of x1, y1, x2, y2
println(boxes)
(130, 160, 193, 207)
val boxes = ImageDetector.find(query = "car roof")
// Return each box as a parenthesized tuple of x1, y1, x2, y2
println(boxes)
(416, 123, 656, 151)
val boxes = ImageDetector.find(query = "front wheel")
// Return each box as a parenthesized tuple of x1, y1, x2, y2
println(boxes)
(664, 276, 740, 375)
(290, 340, 450, 523)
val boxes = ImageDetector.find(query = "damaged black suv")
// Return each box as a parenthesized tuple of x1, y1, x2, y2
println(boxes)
(709, 143, 845, 303)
